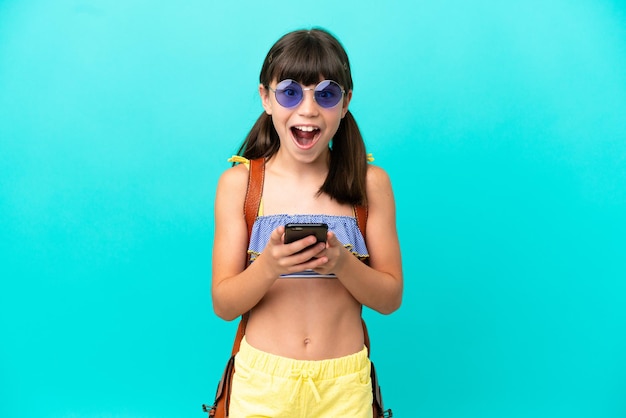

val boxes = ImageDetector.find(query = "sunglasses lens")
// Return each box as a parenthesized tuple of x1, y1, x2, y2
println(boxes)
(274, 79, 303, 108)
(273, 79, 344, 109)
(314, 80, 343, 108)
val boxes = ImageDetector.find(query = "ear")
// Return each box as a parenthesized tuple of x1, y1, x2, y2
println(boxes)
(341, 90, 352, 118)
(259, 84, 272, 115)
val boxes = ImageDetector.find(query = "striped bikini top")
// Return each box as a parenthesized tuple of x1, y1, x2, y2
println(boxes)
(248, 213, 369, 279)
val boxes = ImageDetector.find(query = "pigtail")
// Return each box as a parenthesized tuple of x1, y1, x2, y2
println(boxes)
(322, 110, 368, 206)
(234, 112, 280, 164)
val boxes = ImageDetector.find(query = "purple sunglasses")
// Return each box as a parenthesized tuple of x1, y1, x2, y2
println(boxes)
(269, 79, 345, 109)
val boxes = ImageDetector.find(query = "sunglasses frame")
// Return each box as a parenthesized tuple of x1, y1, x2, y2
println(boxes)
(268, 79, 346, 109)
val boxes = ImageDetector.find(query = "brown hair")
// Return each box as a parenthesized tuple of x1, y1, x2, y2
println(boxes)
(236, 28, 368, 206)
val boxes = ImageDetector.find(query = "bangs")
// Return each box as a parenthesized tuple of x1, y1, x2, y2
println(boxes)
(262, 30, 352, 89)
(273, 46, 345, 86)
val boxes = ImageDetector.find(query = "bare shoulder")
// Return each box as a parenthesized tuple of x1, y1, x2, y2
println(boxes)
(215, 163, 250, 214)
(218, 163, 249, 190)
(366, 164, 394, 196)
(364, 164, 397, 229)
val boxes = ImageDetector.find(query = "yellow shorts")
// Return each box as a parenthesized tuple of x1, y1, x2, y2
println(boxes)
(229, 337, 373, 418)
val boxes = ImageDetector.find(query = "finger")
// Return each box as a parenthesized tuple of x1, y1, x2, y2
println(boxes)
(325, 231, 341, 247)
(286, 235, 320, 255)
(286, 241, 325, 263)
(294, 250, 329, 269)
(271, 225, 285, 244)
(309, 242, 328, 258)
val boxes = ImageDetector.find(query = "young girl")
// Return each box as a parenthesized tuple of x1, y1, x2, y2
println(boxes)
(211, 28, 403, 418)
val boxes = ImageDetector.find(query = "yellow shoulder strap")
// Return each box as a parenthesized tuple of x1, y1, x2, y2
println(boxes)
(228, 155, 250, 167)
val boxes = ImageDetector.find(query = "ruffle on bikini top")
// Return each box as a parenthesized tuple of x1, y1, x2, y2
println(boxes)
(248, 213, 369, 263)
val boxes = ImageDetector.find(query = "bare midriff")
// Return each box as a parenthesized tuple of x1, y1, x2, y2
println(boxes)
(244, 277, 364, 360)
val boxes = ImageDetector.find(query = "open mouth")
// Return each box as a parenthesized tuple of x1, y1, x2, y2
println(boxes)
(291, 125, 320, 148)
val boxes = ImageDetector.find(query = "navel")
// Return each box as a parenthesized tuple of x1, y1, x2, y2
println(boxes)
(303, 337, 311, 345)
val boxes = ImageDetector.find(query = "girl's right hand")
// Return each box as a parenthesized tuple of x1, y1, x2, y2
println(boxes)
(258, 225, 328, 277)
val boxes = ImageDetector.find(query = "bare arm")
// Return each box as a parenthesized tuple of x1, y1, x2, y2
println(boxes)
(313, 165, 403, 314)
(211, 165, 332, 321)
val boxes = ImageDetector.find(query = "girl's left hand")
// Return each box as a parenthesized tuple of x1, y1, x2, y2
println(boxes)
(312, 231, 347, 275)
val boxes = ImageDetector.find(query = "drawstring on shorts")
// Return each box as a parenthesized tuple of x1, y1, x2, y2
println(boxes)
(289, 367, 321, 404)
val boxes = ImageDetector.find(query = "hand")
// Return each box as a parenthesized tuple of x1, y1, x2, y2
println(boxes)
(312, 231, 347, 276)
(256, 225, 329, 277)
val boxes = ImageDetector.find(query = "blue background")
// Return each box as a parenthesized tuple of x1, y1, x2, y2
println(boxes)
(1, 1, 625, 417)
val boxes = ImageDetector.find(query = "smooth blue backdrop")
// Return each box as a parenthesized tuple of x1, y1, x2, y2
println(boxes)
(1, 1, 625, 417)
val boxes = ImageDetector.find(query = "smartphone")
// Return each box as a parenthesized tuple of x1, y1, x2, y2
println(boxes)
(284, 223, 328, 245)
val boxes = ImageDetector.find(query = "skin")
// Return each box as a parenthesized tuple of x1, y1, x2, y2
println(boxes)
(211, 79, 403, 360)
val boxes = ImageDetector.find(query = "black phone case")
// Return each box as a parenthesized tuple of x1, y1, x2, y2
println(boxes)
(284, 223, 328, 244)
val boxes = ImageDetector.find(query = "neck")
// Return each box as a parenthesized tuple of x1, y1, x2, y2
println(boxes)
(268, 149, 330, 179)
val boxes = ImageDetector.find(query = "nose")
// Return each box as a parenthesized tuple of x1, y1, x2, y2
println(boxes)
(297, 88, 319, 116)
